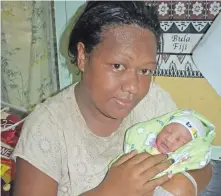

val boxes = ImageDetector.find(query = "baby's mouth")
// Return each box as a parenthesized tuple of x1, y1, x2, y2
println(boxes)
(160, 141, 169, 153)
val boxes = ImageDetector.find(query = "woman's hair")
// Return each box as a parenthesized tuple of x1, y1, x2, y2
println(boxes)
(68, 1, 162, 64)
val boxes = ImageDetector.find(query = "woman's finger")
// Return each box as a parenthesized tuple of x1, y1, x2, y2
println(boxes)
(135, 154, 168, 173)
(143, 174, 170, 192)
(141, 159, 174, 179)
(112, 150, 137, 167)
(126, 152, 152, 165)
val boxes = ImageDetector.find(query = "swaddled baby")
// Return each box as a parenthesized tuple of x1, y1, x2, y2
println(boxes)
(151, 115, 206, 154)
(112, 109, 215, 181)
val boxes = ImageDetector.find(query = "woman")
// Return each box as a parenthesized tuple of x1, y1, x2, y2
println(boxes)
(13, 2, 211, 196)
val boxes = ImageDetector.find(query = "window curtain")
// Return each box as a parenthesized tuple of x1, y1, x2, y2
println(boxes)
(1, 1, 58, 109)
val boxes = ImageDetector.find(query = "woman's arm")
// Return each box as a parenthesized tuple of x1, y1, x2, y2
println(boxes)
(14, 158, 58, 196)
(188, 163, 212, 193)
(161, 164, 212, 196)
(12, 104, 63, 196)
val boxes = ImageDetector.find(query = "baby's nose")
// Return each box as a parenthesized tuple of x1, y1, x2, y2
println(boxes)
(166, 136, 174, 143)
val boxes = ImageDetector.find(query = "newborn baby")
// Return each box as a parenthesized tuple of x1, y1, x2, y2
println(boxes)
(155, 115, 206, 154)
(113, 109, 215, 180)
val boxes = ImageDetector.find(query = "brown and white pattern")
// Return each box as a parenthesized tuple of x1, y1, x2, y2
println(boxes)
(147, 1, 221, 78)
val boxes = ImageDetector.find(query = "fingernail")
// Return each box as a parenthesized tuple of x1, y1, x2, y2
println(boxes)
(168, 173, 173, 179)
(168, 159, 175, 164)
(155, 186, 160, 190)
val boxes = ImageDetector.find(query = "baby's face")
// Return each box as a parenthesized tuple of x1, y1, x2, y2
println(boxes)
(156, 123, 192, 154)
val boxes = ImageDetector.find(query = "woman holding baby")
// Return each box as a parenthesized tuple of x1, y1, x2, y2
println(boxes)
(13, 1, 212, 196)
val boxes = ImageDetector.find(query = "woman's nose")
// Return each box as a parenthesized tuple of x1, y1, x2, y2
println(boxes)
(121, 70, 139, 95)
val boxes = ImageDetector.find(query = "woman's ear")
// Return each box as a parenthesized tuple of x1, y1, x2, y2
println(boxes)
(77, 42, 86, 72)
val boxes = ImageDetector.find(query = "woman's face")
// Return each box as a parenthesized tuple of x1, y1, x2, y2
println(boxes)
(77, 25, 157, 120)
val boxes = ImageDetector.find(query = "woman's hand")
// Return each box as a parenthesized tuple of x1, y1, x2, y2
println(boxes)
(96, 151, 174, 196)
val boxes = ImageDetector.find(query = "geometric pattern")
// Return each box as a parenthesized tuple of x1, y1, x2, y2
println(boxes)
(149, 0, 221, 78)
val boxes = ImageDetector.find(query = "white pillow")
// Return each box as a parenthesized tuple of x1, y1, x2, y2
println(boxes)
(192, 12, 221, 96)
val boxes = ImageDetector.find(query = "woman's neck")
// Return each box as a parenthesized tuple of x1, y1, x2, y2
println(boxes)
(75, 83, 123, 137)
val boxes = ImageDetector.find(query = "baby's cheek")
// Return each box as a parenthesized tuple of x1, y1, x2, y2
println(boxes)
(168, 144, 176, 152)
(172, 142, 183, 151)
(156, 136, 163, 146)
(155, 140, 161, 151)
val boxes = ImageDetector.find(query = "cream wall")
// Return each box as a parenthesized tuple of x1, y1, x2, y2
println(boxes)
(155, 77, 221, 145)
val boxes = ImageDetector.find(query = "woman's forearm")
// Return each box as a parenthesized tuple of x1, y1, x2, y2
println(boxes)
(79, 188, 102, 196)
(79, 184, 112, 196)
(161, 173, 196, 196)
(188, 163, 212, 193)
(161, 163, 212, 196)
(80, 164, 212, 196)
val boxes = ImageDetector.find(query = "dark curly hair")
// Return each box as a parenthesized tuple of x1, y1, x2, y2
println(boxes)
(68, 1, 162, 64)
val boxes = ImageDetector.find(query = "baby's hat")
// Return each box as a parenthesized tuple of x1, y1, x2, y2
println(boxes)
(167, 115, 206, 139)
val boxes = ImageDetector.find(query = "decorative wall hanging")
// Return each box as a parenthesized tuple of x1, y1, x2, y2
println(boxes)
(148, 1, 221, 78)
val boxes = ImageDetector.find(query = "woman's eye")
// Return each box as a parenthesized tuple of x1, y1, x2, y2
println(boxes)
(113, 63, 125, 71)
(139, 69, 152, 76)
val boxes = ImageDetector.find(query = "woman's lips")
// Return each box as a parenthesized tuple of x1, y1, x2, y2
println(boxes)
(114, 98, 133, 108)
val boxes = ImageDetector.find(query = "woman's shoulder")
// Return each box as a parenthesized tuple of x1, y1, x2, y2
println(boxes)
(21, 84, 78, 136)
(132, 82, 177, 122)
(35, 84, 77, 118)
(145, 82, 176, 105)
(13, 84, 78, 159)
(12, 86, 76, 183)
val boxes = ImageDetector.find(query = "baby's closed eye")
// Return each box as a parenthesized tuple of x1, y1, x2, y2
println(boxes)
(176, 137, 187, 145)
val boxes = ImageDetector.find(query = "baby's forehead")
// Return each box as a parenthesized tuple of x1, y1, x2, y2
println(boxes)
(164, 122, 188, 132)
(162, 122, 193, 141)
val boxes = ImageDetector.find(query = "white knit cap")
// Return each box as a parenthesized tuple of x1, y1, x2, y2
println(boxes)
(166, 115, 206, 139)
